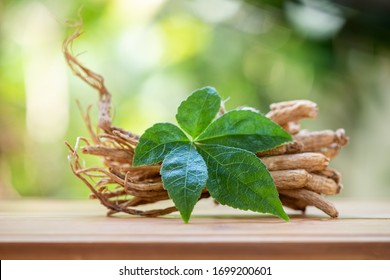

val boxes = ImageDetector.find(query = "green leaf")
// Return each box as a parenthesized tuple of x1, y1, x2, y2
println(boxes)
(196, 110, 292, 153)
(176, 86, 221, 138)
(132, 86, 291, 222)
(133, 123, 190, 166)
(161, 144, 208, 223)
(197, 144, 289, 221)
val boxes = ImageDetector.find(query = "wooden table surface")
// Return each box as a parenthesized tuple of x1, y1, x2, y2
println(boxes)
(0, 198, 389, 259)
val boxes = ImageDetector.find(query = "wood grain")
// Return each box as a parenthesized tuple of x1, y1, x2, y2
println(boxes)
(0, 199, 389, 259)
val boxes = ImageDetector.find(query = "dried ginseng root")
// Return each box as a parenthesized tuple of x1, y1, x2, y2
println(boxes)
(63, 24, 348, 220)
(263, 100, 349, 217)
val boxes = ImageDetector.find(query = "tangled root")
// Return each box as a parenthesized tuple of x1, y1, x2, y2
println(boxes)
(64, 25, 348, 218)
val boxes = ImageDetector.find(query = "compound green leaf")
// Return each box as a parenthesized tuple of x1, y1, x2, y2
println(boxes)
(161, 144, 208, 223)
(176, 86, 221, 138)
(133, 123, 190, 166)
(197, 144, 289, 221)
(196, 110, 292, 153)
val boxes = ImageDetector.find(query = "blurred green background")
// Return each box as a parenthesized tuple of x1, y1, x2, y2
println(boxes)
(1, 0, 389, 199)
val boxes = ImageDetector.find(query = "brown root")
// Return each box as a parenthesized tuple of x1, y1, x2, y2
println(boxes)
(64, 25, 348, 219)
(279, 189, 339, 218)
(260, 152, 329, 172)
(266, 100, 318, 125)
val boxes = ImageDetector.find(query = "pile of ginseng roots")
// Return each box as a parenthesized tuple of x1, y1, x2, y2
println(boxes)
(64, 27, 349, 219)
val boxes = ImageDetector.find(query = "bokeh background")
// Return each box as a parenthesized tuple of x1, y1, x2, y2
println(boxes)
(1, 0, 390, 199)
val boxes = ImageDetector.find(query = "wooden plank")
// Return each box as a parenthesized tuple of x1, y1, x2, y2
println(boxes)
(0, 199, 389, 259)
(1, 242, 389, 260)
